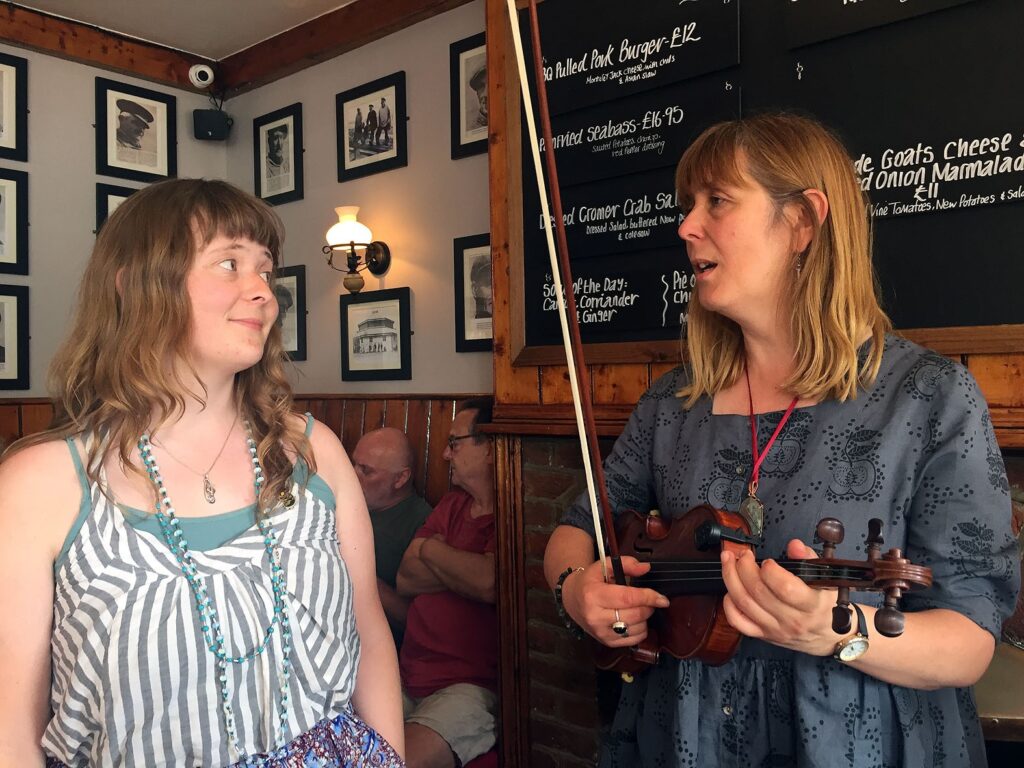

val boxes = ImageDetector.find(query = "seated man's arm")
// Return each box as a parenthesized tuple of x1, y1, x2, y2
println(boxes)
(396, 537, 446, 597)
(377, 578, 411, 630)
(419, 538, 496, 604)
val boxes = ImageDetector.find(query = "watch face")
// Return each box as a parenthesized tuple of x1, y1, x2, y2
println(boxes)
(838, 635, 869, 662)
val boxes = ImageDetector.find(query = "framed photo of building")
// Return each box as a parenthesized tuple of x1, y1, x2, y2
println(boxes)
(0, 167, 28, 275)
(336, 71, 408, 182)
(95, 77, 177, 183)
(0, 283, 28, 389)
(274, 264, 307, 361)
(340, 287, 411, 381)
(0, 52, 28, 162)
(450, 32, 487, 159)
(95, 182, 139, 232)
(254, 103, 304, 206)
(454, 233, 492, 352)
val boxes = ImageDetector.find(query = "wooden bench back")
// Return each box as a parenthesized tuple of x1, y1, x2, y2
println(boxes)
(1, 394, 487, 508)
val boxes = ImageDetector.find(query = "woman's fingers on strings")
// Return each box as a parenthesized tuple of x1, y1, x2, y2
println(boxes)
(721, 550, 782, 632)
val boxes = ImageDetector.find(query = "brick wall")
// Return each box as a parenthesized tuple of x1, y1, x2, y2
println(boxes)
(522, 436, 621, 767)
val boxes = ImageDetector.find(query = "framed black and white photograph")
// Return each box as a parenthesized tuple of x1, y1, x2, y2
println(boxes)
(0, 167, 28, 275)
(0, 283, 28, 389)
(273, 264, 307, 361)
(336, 71, 408, 182)
(453, 233, 492, 352)
(450, 32, 487, 159)
(95, 182, 139, 232)
(254, 103, 304, 206)
(0, 51, 28, 162)
(96, 77, 177, 183)
(340, 287, 411, 381)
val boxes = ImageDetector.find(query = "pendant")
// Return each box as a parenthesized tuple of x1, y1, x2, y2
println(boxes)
(739, 494, 764, 538)
(203, 474, 216, 504)
(279, 491, 296, 509)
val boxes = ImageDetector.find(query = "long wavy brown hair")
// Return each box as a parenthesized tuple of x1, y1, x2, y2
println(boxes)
(4, 178, 313, 512)
(675, 112, 891, 407)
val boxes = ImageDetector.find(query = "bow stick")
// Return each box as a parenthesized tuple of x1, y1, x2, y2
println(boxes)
(504, 0, 624, 586)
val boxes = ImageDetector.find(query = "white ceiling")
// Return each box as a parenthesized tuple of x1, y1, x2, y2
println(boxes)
(15, 0, 360, 60)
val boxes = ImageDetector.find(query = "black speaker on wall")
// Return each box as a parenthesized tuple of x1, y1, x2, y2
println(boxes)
(193, 109, 233, 141)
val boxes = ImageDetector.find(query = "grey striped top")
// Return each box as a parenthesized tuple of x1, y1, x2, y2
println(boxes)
(43, 442, 361, 767)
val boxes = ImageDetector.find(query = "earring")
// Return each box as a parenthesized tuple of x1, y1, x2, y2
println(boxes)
(795, 253, 803, 275)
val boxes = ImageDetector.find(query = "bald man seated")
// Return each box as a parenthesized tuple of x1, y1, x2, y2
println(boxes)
(352, 428, 433, 648)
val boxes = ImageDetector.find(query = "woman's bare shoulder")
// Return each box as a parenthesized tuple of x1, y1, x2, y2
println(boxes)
(0, 438, 85, 543)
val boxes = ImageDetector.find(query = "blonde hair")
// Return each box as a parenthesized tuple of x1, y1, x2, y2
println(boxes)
(4, 178, 313, 511)
(675, 112, 891, 407)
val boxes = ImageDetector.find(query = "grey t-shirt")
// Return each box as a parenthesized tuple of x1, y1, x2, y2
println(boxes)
(564, 335, 1020, 768)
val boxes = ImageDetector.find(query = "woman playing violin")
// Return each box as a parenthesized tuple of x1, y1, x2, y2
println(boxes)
(544, 113, 1020, 767)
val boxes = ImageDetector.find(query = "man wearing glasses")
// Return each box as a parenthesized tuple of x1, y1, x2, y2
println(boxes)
(397, 398, 497, 768)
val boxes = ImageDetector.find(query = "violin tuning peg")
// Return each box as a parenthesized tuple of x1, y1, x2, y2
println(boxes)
(832, 604, 852, 634)
(874, 606, 905, 637)
(815, 518, 844, 559)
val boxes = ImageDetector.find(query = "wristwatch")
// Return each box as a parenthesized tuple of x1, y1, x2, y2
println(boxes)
(833, 603, 870, 662)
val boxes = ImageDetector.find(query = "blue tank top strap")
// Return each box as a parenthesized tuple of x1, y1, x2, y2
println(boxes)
(304, 412, 314, 437)
(55, 437, 95, 572)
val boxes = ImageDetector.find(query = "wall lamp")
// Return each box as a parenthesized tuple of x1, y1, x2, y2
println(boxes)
(323, 206, 392, 293)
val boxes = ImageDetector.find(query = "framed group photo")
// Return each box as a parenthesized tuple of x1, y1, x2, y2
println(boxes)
(96, 77, 177, 183)
(0, 167, 28, 275)
(453, 233, 492, 352)
(336, 71, 408, 182)
(273, 264, 307, 361)
(95, 182, 139, 232)
(254, 103, 304, 206)
(0, 283, 28, 389)
(340, 287, 411, 381)
(0, 51, 28, 162)
(450, 32, 487, 159)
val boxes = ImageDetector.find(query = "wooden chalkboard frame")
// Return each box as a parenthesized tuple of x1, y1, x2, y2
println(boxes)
(498, 4, 1024, 366)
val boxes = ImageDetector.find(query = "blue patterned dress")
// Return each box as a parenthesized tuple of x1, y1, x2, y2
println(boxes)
(563, 335, 1020, 768)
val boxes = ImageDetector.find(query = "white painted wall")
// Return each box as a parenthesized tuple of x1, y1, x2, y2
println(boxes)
(1, 0, 492, 398)
(0, 44, 227, 396)
(223, 0, 492, 395)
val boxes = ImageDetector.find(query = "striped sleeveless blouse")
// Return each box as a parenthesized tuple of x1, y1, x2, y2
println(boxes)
(43, 431, 361, 767)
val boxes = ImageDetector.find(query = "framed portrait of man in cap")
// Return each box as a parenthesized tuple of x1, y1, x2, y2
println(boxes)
(253, 103, 304, 206)
(95, 77, 177, 183)
(449, 32, 487, 160)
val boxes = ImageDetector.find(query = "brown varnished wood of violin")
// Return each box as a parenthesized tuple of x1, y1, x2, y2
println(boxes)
(591, 508, 934, 675)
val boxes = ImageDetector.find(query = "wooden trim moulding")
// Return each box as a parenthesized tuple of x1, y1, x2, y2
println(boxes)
(0, 4, 213, 89)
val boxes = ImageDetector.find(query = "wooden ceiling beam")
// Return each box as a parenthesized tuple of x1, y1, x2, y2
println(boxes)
(0, 3, 213, 90)
(219, 0, 475, 95)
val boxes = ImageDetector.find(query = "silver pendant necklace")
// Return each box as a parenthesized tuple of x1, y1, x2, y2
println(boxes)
(153, 411, 239, 504)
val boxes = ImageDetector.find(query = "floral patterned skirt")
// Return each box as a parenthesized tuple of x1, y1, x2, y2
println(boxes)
(46, 709, 404, 767)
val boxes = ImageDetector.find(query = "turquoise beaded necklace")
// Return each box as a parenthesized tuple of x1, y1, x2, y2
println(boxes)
(137, 420, 292, 762)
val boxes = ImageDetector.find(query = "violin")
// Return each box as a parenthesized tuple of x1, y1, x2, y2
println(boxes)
(591, 507, 933, 674)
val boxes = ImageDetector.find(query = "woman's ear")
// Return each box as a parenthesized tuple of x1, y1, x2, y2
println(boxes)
(114, 267, 125, 297)
(789, 188, 829, 253)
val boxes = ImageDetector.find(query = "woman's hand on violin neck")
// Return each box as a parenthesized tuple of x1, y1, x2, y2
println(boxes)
(564, 556, 671, 647)
(719, 539, 841, 657)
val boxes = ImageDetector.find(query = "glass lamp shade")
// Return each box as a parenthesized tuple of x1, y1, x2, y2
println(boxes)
(326, 206, 373, 251)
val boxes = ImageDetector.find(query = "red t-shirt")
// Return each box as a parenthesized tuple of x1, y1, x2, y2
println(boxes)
(399, 489, 497, 698)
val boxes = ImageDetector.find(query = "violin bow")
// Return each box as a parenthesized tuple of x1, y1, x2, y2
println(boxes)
(503, 0, 624, 585)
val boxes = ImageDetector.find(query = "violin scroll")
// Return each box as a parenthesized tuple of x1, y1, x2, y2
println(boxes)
(813, 517, 932, 639)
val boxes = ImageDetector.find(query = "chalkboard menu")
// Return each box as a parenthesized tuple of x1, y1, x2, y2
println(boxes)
(519, 0, 1024, 350)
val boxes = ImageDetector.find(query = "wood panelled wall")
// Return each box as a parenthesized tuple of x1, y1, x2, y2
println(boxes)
(0, 394, 485, 508)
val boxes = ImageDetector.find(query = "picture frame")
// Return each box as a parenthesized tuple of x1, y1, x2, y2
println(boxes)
(0, 283, 29, 389)
(95, 182, 139, 232)
(450, 32, 487, 159)
(453, 233, 492, 352)
(273, 264, 307, 361)
(336, 71, 408, 182)
(253, 103, 304, 206)
(340, 287, 411, 381)
(0, 52, 28, 162)
(95, 77, 177, 183)
(0, 167, 28, 275)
